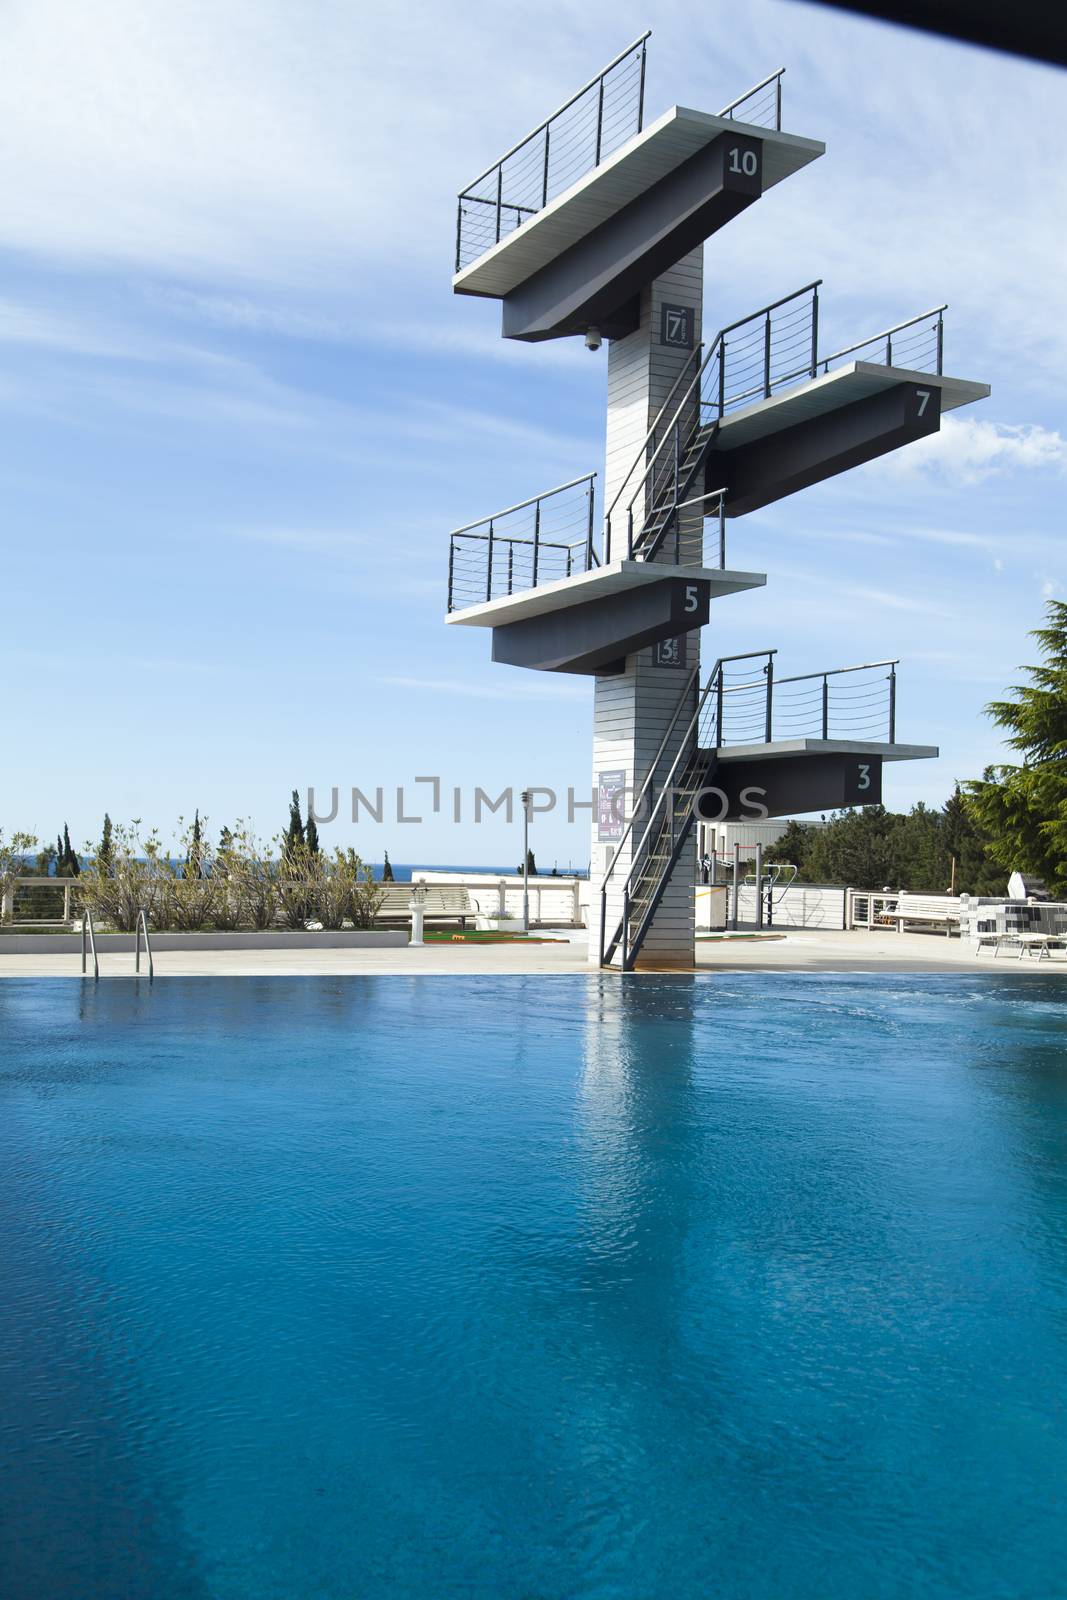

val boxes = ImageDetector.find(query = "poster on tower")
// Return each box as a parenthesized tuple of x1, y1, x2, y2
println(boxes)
(597, 770, 626, 842)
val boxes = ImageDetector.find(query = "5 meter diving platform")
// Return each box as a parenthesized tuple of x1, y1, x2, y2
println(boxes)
(445, 474, 764, 674)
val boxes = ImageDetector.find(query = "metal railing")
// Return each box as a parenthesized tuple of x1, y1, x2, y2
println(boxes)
(719, 67, 786, 131)
(447, 473, 597, 611)
(819, 305, 946, 377)
(703, 656, 899, 748)
(81, 908, 99, 979)
(606, 285, 948, 564)
(455, 32, 650, 271)
(135, 908, 154, 978)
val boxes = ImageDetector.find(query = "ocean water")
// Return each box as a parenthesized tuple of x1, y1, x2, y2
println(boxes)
(1, 973, 1066, 1600)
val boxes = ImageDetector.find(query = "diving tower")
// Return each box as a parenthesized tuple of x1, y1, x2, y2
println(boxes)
(443, 32, 989, 969)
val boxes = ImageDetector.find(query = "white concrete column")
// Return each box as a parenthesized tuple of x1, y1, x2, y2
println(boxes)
(590, 247, 704, 968)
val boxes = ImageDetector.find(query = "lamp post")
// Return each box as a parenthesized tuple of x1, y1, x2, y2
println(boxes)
(521, 788, 531, 932)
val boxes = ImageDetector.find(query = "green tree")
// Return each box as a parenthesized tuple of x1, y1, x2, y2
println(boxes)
(282, 789, 305, 866)
(186, 810, 204, 880)
(305, 809, 321, 856)
(58, 823, 80, 876)
(771, 819, 820, 879)
(381, 850, 395, 882)
(803, 806, 897, 889)
(97, 814, 114, 877)
(965, 600, 1067, 895)
(518, 849, 537, 877)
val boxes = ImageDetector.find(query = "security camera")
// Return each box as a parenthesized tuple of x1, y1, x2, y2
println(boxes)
(584, 326, 602, 352)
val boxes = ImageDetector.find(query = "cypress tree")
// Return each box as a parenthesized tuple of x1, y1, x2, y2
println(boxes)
(98, 814, 114, 877)
(187, 810, 204, 880)
(282, 790, 306, 869)
(381, 850, 395, 882)
(305, 811, 320, 855)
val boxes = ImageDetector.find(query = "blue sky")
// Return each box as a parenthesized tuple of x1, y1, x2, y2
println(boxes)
(3, 0, 1065, 867)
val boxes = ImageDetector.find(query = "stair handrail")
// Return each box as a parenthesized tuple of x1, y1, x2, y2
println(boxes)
(607, 279, 823, 559)
(604, 345, 703, 557)
(135, 907, 154, 979)
(81, 907, 99, 980)
(598, 649, 774, 963)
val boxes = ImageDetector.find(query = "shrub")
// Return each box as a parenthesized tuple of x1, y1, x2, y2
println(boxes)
(78, 823, 172, 931)
(0, 830, 37, 923)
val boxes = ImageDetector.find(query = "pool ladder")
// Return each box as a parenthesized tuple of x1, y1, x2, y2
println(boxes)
(80, 906, 154, 980)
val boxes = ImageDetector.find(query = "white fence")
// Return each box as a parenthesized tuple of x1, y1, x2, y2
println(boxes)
(698, 882, 846, 930)
(415, 872, 587, 926)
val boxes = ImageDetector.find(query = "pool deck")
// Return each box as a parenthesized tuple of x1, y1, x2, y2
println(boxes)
(2, 928, 1066, 977)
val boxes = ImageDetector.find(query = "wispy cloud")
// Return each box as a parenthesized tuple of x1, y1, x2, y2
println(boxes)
(879, 416, 1067, 485)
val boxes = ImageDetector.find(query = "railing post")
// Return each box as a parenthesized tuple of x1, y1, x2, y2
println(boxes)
(718, 340, 726, 418)
(495, 166, 503, 244)
(135, 913, 142, 974)
(63, 882, 71, 922)
(888, 665, 897, 743)
(81, 914, 87, 974)
(731, 843, 740, 931)
(454, 201, 463, 274)
(775, 72, 782, 130)
(595, 77, 605, 164)
(622, 889, 630, 970)
(810, 283, 819, 377)
(542, 126, 551, 207)
(637, 40, 647, 131)
(447, 536, 456, 612)
(718, 498, 726, 569)
(508, 541, 515, 594)
(586, 480, 596, 571)
(599, 886, 607, 966)
(532, 499, 541, 588)
(627, 507, 634, 560)
(764, 656, 774, 743)
(763, 312, 772, 398)
(886, 332, 893, 367)
(821, 674, 829, 739)
(936, 312, 944, 375)
(486, 519, 494, 602)
(716, 663, 724, 747)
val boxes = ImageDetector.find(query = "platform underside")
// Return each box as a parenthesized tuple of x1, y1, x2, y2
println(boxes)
(444, 560, 766, 628)
(711, 362, 989, 453)
(454, 106, 824, 299)
(708, 738, 938, 764)
(699, 739, 938, 820)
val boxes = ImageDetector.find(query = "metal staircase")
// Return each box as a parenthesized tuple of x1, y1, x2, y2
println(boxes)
(599, 650, 770, 970)
(599, 650, 904, 969)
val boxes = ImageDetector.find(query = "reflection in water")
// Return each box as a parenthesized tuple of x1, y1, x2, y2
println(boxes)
(1, 974, 1066, 1600)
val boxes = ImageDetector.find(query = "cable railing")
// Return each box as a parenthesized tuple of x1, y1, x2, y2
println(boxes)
(606, 285, 948, 564)
(447, 474, 597, 611)
(455, 33, 650, 272)
(703, 656, 899, 748)
(719, 67, 786, 130)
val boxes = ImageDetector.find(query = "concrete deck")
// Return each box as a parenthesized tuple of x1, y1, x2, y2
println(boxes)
(2, 928, 1065, 977)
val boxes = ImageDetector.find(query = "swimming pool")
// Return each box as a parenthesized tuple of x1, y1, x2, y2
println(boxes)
(2, 973, 1065, 1599)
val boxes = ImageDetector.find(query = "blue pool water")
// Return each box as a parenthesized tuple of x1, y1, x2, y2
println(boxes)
(2, 974, 1066, 1600)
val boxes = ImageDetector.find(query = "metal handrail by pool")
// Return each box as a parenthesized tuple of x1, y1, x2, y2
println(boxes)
(81, 908, 99, 980)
